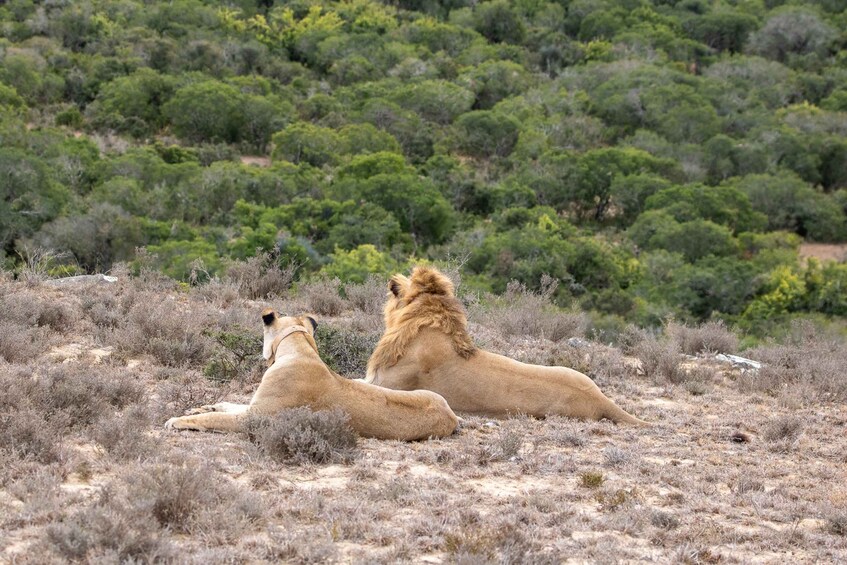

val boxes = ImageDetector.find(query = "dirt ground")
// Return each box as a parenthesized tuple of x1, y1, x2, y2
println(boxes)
(1, 276, 845, 564)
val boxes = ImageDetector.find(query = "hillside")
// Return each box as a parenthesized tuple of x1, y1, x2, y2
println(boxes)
(1, 271, 846, 562)
(1, 0, 847, 337)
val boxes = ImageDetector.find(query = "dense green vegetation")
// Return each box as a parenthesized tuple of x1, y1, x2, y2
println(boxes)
(2, 0, 846, 334)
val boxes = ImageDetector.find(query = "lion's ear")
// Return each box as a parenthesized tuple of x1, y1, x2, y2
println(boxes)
(388, 274, 407, 298)
(261, 308, 277, 326)
(305, 315, 318, 332)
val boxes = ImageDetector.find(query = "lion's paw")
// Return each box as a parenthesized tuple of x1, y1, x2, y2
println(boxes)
(164, 417, 181, 430)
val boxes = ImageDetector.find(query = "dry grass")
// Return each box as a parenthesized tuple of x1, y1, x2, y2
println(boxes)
(1, 274, 846, 563)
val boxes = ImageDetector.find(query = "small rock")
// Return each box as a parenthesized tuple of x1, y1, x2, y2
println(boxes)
(567, 337, 589, 348)
(44, 274, 118, 287)
(715, 354, 762, 371)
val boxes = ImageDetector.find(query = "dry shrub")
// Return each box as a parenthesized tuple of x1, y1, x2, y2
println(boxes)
(474, 278, 588, 342)
(446, 521, 552, 564)
(128, 462, 263, 536)
(246, 407, 358, 465)
(631, 334, 684, 384)
(118, 299, 213, 366)
(0, 364, 145, 462)
(89, 404, 156, 460)
(45, 487, 174, 562)
(583, 345, 631, 385)
(7, 468, 64, 526)
(603, 446, 632, 467)
(223, 252, 297, 299)
(1, 289, 79, 334)
(297, 277, 348, 317)
(81, 291, 123, 329)
(827, 509, 847, 536)
(667, 320, 739, 355)
(264, 526, 338, 563)
(651, 510, 680, 530)
(0, 408, 66, 464)
(313, 322, 380, 377)
(762, 415, 803, 443)
(741, 321, 847, 401)
(344, 274, 386, 315)
(479, 425, 524, 463)
(0, 322, 51, 363)
(20, 363, 145, 428)
(47, 459, 264, 558)
(580, 471, 605, 488)
(155, 370, 224, 418)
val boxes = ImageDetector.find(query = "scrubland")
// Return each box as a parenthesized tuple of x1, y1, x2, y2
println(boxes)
(1, 267, 846, 564)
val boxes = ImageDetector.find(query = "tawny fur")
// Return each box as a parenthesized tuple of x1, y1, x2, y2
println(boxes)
(367, 266, 648, 425)
(166, 311, 458, 440)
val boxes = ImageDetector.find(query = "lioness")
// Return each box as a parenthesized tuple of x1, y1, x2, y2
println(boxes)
(365, 267, 648, 425)
(165, 310, 458, 440)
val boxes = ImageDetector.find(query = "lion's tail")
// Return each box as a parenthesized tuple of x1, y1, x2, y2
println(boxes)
(603, 401, 650, 426)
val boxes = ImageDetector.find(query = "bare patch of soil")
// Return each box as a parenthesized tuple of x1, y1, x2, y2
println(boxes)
(240, 155, 271, 167)
(799, 243, 847, 263)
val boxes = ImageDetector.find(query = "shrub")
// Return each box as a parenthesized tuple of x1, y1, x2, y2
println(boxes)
(0, 322, 49, 364)
(479, 425, 524, 463)
(313, 323, 380, 377)
(741, 321, 847, 400)
(223, 252, 298, 300)
(762, 415, 803, 443)
(580, 471, 604, 488)
(603, 446, 631, 468)
(651, 510, 679, 530)
(667, 320, 739, 355)
(344, 275, 387, 315)
(203, 327, 263, 383)
(89, 404, 155, 460)
(246, 408, 358, 465)
(474, 277, 588, 342)
(630, 333, 684, 384)
(0, 407, 66, 464)
(297, 277, 348, 317)
(118, 299, 212, 366)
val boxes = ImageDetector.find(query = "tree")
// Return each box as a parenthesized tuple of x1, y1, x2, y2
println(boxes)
(746, 9, 836, 65)
(458, 60, 530, 109)
(684, 10, 759, 53)
(89, 69, 176, 138)
(0, 149, 70, 255)
(644, 183, 767, 234)
(162, 81, 245, 144)
(453, 110, 520, 159)
(473, 0, 526, 45)
(391, 80, 474, 124)
(728, 173, 846, 241)
(272, 123, 341, 167)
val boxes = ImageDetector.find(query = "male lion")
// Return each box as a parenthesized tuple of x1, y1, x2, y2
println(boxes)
(365, 267, 648, 425)
(165, 310, 458, 440)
